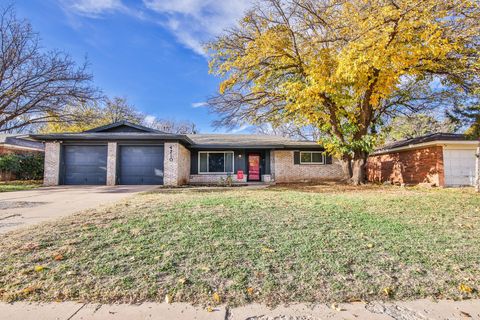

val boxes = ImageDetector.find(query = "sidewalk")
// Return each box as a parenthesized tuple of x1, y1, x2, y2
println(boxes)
(1, 299, 479, 320)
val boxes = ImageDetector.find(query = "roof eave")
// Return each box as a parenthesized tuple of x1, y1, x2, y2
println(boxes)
(371, 139, 480, 155)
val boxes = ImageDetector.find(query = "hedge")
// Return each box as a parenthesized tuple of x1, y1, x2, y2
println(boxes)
(0, 153, 44, 180)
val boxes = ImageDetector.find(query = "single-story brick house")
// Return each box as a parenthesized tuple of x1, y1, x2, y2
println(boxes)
(0, 134, 44, 181)
(0, 134, 44, 155)
(30, 121, 344, 186)
(367, 133, 479, 187)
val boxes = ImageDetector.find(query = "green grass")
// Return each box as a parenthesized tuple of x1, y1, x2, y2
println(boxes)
(0, 185, 479, 306)
(0, 180, 42, 192)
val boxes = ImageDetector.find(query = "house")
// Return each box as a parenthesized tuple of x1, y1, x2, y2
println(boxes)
(0, 134, 44, 181)
(367, 133, 479, 187)
(0, 134, 44, 155)
(30, 121, 344, 186)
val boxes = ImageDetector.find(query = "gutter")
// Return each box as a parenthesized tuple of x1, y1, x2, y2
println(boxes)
(371, 139, 480, 156)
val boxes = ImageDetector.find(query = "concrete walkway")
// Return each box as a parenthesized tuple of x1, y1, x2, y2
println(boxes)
(1, 299, 479, 320)
(0, 185, 156, 234)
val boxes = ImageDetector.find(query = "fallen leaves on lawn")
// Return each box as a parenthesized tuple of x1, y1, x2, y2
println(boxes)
(246, 287, 254, 295)
(261, 246, 275, 253)
(34, 266, 45, 272)
(383, 287, 394, 297)
(206, 306, 214, 312)
(459, 283, 474, 294)
(212, 292, 221, 304)
(53, 254, 64, 261)
(165, 294, 173, 304)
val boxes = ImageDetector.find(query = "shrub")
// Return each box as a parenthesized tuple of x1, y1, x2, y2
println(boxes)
(0, 153, 44, 180)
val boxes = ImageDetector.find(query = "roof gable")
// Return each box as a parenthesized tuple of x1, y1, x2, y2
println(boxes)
(84, 121, 165, 133)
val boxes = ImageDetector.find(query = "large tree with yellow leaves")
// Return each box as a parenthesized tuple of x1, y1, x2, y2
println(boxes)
(208, 0, 480, 184)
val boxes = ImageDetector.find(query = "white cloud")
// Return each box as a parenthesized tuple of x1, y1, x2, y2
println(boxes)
(191, 101, 208, 108)
(144, 115, 157, 124)
(61, 0, 126, 17)
(59, 0, 253, 56)
(143, 0, 252, 56)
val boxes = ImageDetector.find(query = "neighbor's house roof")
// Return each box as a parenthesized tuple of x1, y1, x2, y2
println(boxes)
(0, 134, 44, 152)
(372, 133, 479, 155)
(29, 121, 323, 149)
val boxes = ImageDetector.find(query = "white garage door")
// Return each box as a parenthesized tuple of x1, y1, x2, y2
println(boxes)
(443, 149, 476, 186)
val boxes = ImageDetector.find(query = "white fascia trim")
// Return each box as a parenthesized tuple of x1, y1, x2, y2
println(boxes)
(1, 144, 43, 152)
(372, 140, 480, 155)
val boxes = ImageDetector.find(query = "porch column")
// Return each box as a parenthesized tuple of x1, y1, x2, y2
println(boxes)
(44, 142, 61, 186)
(106, 142, 118, 186)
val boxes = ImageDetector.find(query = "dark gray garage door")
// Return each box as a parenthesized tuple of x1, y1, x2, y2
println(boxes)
(119, 145, 164, 185)
(63, 145, 107, 185)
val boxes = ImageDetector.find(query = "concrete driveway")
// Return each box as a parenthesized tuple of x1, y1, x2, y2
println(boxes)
(0, 185, 157, 234)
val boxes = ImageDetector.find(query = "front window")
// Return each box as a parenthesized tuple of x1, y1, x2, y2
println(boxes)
(300, 151, 324, 164)
(199, 151, 234, 173)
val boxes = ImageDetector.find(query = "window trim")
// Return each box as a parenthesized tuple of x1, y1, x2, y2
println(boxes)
(299, 151, 325, 164)
(198, 151, 235, 174)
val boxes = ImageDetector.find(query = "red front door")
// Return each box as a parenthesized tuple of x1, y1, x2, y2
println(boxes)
(248, 154, 261, 181)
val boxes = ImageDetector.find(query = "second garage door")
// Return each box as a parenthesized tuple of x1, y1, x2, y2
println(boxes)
(119, 145, 164, 185)
(443, 149, 476, 187)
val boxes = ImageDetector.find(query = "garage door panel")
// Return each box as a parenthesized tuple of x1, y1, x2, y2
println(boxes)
(443, 149, 476, 187)
(119, 146, 164, 185)
(63, 145, 107, 185)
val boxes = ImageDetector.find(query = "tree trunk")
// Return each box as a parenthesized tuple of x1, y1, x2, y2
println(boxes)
(351, 151, 368, 185)
(340, 154, 353, 182)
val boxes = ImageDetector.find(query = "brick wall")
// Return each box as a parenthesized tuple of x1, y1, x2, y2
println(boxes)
(273, 150, 344, 183)
(189, 174, 248, 184)
(0, 146, 42, 155)
(43, 142, 61, 186)
(366, 146, 445, 187)
(177, 143, 191, 185)
(164, 142, 191, 186)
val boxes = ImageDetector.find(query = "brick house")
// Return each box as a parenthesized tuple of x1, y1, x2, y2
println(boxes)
(0, 134, 44, 181)
(0, 134, 44, 155)
(367, 133, 479, 187)
(30, 121, 344, 186)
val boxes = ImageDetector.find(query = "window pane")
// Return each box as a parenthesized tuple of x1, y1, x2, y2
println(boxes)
(312, 152, 323, 163)
(225, 152, 233, 172)
(209, 153, 225, 172)
(300, 152, 311, 163)
(199, 153, 208, 172)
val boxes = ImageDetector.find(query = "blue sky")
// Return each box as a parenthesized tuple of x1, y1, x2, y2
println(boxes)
(12, 0, 252, 133)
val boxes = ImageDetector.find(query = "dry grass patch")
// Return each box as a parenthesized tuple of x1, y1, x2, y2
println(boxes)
(0, 185, 479, 306)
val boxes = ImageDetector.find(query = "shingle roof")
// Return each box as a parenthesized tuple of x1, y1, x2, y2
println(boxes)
(374, 133, 478, 153)
(84, 120, 166, 133)
(28, 121, 324, 149)
(186, 134, 321, 148)
(0, 134, 44, 151)
(30, 132, 193, 143)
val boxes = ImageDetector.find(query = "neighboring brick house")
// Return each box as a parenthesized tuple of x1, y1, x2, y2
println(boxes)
(30, 121, 344, 186)
(0, 134, 44, 155)
(0, 134, 44, 181)
(367, 133, 479, 187)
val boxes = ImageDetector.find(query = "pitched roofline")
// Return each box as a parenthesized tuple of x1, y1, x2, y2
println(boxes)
(83, 120, 166, 133)
(371, 139, 479, 155)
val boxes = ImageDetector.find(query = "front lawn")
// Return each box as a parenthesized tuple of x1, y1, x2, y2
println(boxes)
(0, 180, 42, 192)
(0, 185, 478, 306)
